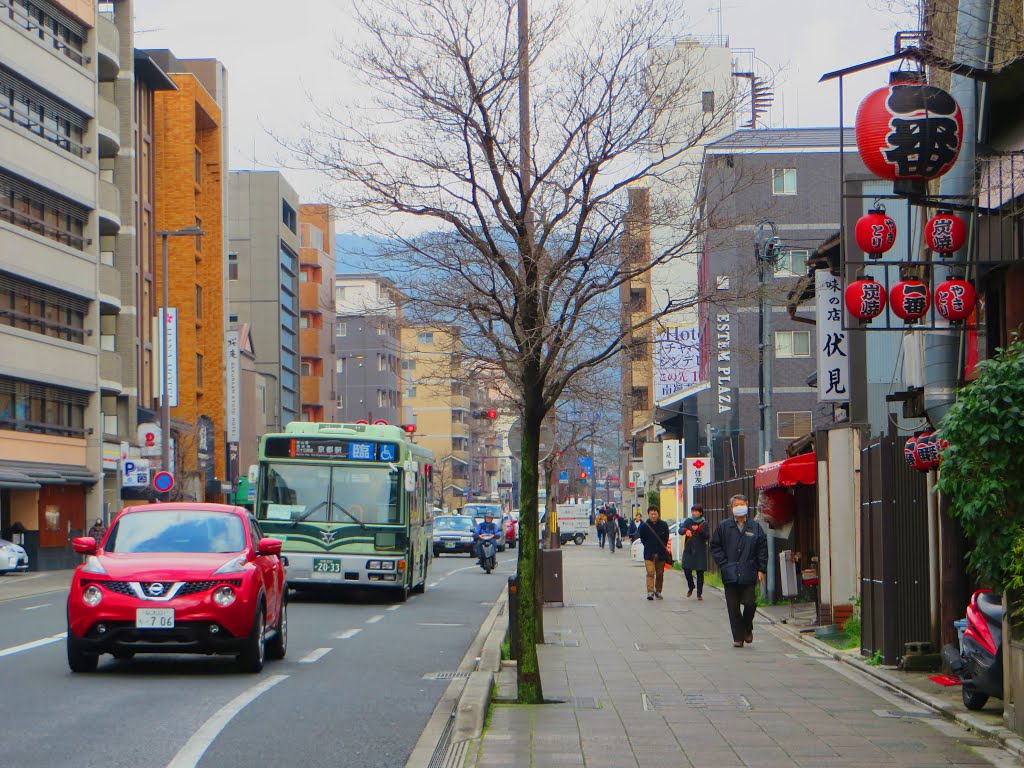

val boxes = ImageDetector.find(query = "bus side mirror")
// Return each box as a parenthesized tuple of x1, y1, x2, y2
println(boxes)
(404, 460, 417, 492)
(247, 464, 259, 484)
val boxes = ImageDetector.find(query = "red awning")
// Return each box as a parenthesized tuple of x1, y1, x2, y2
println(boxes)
(754, 452, 817, 491)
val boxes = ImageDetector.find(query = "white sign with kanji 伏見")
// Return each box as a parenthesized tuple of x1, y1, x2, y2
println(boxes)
(815, 270, 850, 402)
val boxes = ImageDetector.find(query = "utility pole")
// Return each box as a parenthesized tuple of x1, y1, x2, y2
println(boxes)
(755, 220, 780, 467)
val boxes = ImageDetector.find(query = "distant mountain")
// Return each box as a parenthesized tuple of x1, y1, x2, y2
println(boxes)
(334, 233, 390, 274)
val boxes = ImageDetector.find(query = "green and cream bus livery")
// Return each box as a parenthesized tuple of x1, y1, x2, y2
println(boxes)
(255, 422, 433, 600)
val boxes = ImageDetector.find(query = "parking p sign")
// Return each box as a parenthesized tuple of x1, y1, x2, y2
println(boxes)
(122, 459, 150, 488)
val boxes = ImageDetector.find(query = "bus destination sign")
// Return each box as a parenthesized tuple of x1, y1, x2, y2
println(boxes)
(264, 437, 399, 462)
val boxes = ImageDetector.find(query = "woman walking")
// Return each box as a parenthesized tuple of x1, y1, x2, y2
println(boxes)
(679, 504, 709, 600)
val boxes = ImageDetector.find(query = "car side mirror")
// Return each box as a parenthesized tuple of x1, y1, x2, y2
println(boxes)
(280, 555, 289, 567)
(257, 537, 282, 556)
(72, 536, 97, 555)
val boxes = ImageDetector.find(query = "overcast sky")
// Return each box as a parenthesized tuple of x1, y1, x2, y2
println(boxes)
(134, 0, 917, 229)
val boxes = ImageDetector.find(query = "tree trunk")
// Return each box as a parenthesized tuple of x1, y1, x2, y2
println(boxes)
(515, 385, 545, 704)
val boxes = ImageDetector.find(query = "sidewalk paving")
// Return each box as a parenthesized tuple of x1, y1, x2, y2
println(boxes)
(0, 569, 72, 602)
(467, 542, 1015, 768)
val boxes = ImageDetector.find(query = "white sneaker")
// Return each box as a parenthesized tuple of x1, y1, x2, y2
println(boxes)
(646, 592, 654, 601)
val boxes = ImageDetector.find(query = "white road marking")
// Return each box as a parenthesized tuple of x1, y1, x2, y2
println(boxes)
(298, 647, 332, 663)
(416, 623, 464, 627)
(427, 582, 439, 588)
(365, 614, 384, 624)
(0, 632, 66, 658)
(336, 628, 361, 640)
(22, 603, 51, 611)
(164, 674, 287, 768)
(386, 605, 401, 611)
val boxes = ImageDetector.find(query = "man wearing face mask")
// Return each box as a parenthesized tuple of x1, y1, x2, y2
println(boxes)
(710, 494, 768, 647)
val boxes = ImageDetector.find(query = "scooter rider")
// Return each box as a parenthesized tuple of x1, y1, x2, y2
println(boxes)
(474, 512, 500, 563)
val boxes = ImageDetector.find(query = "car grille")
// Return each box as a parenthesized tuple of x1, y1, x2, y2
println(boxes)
(177, 579, 241, 596)
(88, 580, 134, 596)
(81, 579, 242, 597)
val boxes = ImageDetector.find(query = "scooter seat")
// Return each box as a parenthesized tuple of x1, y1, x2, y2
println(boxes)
(977, 592, 1004, 624)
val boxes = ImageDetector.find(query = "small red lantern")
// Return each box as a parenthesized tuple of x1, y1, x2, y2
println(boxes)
(844, 277, 887, 320)
(904, 435, 919, 468)
(890, 279, 930, 322)
(934, 278, 976, 322)
(914, 431, 940, 471)
(855, 208, 897, 258)
(925, 211, 966, 256)
(855, 74, 963, 182)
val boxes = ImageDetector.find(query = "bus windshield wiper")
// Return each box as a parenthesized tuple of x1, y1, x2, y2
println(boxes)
(331, 501, 367, 530)
(290, 500, 327, 528)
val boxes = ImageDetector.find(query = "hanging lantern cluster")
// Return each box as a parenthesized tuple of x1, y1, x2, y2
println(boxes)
(855, 208, 897, 259)
(905, 431, 944, 472)
(925, 211, 967, 256)
(845, 276, 977, 325)
(855, 73, 963, 183)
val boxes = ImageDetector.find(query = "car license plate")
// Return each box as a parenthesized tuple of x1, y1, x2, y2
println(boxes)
(445, 541, 456, 549)
(313, 557, 342, 574)
(136, 608, 174, 629)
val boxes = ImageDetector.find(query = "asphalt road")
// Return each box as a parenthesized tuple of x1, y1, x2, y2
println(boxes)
(0, 551, 513, 768)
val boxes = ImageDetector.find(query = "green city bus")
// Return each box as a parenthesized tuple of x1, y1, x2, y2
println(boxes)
(254, 422, 434, 600)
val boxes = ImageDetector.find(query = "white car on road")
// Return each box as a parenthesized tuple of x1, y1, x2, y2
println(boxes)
(0, 538, 29, 573)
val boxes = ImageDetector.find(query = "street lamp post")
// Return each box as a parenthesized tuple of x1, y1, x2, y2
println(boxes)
(157, 226, 205, 488)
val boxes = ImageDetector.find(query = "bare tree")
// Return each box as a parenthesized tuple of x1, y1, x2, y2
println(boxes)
(292, 0, 744, 703)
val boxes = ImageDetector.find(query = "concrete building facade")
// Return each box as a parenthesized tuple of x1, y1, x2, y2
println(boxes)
(298, 204, 337, 422)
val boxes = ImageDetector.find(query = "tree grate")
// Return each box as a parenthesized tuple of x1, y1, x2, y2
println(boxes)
(423, 671, 472, 680)
(643, 692, 751, 711)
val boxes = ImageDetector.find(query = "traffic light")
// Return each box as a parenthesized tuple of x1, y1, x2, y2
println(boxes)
(628, 481, 636, 489)
(399, 423, 416, 434)
(471, 409, 498, 419)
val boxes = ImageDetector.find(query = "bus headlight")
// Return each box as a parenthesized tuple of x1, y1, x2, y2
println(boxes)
(82, 585, 103, 607)
(366, 560, 396, 571)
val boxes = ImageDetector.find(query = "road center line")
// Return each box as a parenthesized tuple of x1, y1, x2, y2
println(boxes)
(386, 605, 401, 611)
(416, 622, 464, 627)
(164, 674, 287, 768)
(22, 603, 52, 611)
(298, 647, 332, 664)
(0, 632, 66, 658)
(365, 614, 384, 624)
(336, 628, 361, 639)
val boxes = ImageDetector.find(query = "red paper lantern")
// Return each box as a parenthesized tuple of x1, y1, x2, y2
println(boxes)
(854, 208, 897, 257)
(925, 211, 967, 255)
(890, 279, 930, 321)
(904, 435, 919, 468)
(914, 432, 941, 471)
(855, 77, 963, 182)
(844, 277, 887, 320)
(934, 278, 976, 322)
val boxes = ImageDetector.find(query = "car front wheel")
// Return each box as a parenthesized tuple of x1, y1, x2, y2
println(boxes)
(238, 604, 266, 673)
(67, 631, 98, 673)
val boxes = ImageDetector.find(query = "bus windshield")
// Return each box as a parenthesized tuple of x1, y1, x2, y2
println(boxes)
(259, 463, 403, 526)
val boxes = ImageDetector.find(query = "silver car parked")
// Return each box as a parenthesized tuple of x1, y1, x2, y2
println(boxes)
(0, 538, 29, 573)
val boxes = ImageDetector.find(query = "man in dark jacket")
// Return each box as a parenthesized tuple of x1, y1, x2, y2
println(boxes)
(637, 506, 671, 600)
(679, 504, 709, 600)
(710, 494, 768, 647)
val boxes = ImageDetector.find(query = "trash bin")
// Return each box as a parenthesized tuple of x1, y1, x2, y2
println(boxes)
(541, 547, 563, 603)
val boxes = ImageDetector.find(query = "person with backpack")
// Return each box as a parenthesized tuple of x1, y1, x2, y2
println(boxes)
(596, 509, 607, 549)
(637, 506, 672, 600)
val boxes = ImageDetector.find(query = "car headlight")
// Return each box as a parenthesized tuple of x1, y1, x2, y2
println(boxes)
(212, 585, 236, 606)
(214, 556, 247, 575)
(82, 585, 103, 607)
(0, 543, 12, 552)
(460, 536, 474, 542)
(81, 556, 107, 575)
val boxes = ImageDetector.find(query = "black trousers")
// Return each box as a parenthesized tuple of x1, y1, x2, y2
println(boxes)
(683, 568, 704, 596)
(723, 583, 757, 642)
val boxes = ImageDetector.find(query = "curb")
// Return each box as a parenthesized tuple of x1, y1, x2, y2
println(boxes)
(764, 615, 1024, 762)
(404, 585, 508, 768)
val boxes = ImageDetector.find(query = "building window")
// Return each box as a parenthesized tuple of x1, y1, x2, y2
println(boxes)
(196, 353, 204, 389)
(194, 284, 203, 319)
(228, 253, 238, 281)
(630, 386, 649, 411)
(376, 320, 387, 336)
(775, 249, 808, 277)
(194, 217, 202, 252)
(336, 358, 344, 374)
(378, 391, 386, 408)
(378, 354, 387, 372)
(628, 288, 647, 312)
(701, 90, 715, 113)
(0, 273, 87, 343)
(0, 170, 88, 250)
(628, 339, 645, 362)
(282, 201, 297, 233)
(0, 67, 88, 157)
(771, 169, 797, 195)
(716, 275, 730, 290)
(405, 386, 417, 398)
(194, 148, 201, 183)
(336, 286, 346, 301)
(0, 376, 87, 437)
(417, 331, 434, 344)
(229, 313, 238, 324)
(301, 361, 311, 376)
(401, 358, 415, 371)
(777, 411, 812, 439)
(775, 330, 811, 358)
(337, 321, 347, 337)
(4, 0, 87, 66)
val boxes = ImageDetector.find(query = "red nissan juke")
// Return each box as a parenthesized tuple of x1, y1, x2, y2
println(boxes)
(66, 503, 287, 673)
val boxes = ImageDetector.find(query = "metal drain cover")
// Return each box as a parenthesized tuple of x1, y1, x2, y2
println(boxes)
(643, 692, 751, 711)
(423, 671, 472, 680)
(874, 709, 942, 720)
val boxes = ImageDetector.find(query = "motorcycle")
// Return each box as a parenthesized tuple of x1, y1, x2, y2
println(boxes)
(477, 533, 497, 574)
(942, 589, 1004, 711)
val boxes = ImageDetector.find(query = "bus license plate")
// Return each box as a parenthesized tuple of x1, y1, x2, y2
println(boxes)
(136, 608, 174, 629)
(313, 558, 342, 574)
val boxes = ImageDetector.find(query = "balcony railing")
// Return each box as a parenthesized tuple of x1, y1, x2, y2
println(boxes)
(0, 96, 90, 158)
(0, 0, 90, 67)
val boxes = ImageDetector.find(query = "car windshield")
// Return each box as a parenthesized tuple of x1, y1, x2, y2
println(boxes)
(105, 510, 246, 554)
(463, 504, 501, 518)
(434, 516, 473, 531)
(258, 463, 402, 525)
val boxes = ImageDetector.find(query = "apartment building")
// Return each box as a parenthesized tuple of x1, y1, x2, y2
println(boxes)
(228, 171, 302, 430)
(298, 204, 337, 422)
(150, 50, 227, 501)
(335, 274, 404, 425)
(0, 0, 104, 568)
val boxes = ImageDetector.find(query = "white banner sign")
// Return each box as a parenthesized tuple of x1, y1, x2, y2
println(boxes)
(662, 439, 682, 471)
(163, 308, 179, 408)
(815, 271, 850, 402)
(121, 459, 150, 488)
(225, 330, 241, 443)
(654, 325, 701, 402)
(138, 422, 161, 457)
(685, 457, 712, 509)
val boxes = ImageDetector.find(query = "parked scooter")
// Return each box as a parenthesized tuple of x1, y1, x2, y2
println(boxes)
(942, 589, 1004, 711)
(477, 534, 497, 574)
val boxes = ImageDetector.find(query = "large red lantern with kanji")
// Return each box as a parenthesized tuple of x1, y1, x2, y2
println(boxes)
(904, 435, 919, 469)
(844, 277, 887, 320)
(925, 211, 967, 256)
(890, 279, 931, 321)
(854, 208, 897, 258)
(934, 278, 976, 322)
(855, 75, 963, 182)
(913, 431, 940, 471)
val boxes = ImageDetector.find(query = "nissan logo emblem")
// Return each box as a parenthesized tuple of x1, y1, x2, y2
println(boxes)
(147, 583, 164, 596)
